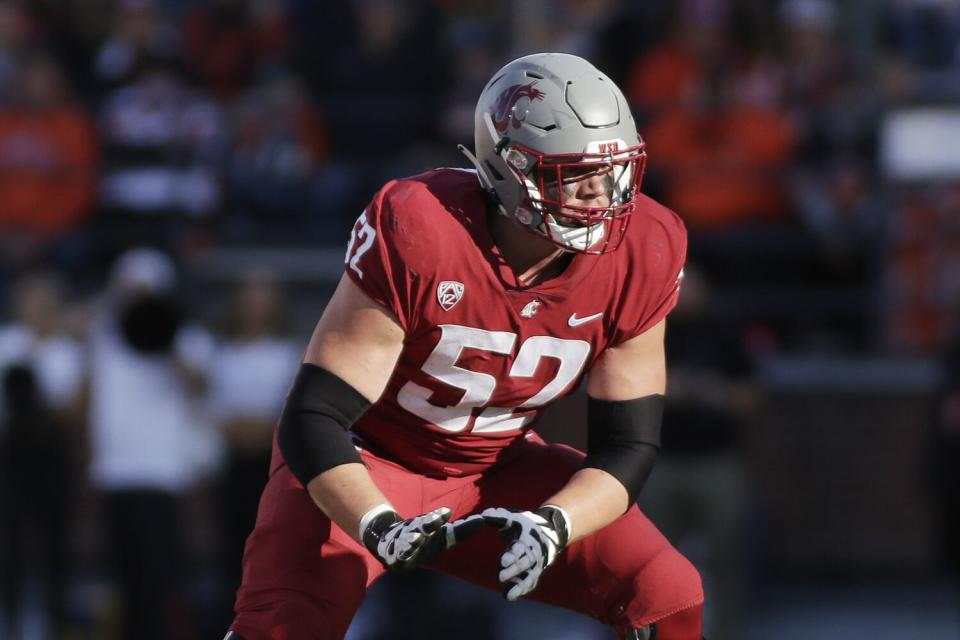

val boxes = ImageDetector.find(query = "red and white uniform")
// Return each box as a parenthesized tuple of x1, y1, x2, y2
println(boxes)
(346, 168, 685, 476)
(232, 169, 703, 640)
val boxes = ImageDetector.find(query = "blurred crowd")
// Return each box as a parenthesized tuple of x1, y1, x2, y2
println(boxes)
(1, 0, 960, 352)
(1, 0, 960, 638)
(0, 0, 957, 353)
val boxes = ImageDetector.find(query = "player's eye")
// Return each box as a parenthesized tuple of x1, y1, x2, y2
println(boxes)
(560, 164, 613, 185)
(542, 164, 619, 201)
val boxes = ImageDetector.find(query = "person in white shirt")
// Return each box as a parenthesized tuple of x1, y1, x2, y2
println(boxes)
(86, 247, 214, 640)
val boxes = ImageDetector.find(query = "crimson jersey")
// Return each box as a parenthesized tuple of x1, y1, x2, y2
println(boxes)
(343, 168, 685, 476)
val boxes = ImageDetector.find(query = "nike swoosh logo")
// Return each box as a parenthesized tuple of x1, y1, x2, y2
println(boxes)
(568, 312, 603, 327)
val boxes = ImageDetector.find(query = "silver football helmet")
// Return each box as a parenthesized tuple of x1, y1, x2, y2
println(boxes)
(461, 53, 646, 254)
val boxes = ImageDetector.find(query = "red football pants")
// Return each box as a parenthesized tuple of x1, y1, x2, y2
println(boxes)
(231, 438, 703, 639)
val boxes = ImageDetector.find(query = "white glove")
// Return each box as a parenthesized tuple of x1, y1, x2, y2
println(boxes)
(481, 505, 570, 600)
(361, 506, 483, 572)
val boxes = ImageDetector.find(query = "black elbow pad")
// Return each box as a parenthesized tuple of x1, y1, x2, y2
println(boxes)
(582, 394, 664, 504)
(277, 364, 371, 488)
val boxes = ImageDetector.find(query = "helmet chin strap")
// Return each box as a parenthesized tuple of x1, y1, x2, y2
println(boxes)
(544, 214, 606, 252)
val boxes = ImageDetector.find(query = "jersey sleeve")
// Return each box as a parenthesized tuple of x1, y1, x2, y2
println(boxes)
(343, 181, 419, 332)
(610, 203, 687, 346)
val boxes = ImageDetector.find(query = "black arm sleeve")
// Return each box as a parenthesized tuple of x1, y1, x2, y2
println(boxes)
(276, 363, 371, 489)
(582, 394, 664, 505)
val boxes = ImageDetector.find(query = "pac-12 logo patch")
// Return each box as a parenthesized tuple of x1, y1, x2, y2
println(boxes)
(437, 281, 465, 311)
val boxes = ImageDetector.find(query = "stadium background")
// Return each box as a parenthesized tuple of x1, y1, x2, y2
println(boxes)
(0, 0, 959, 638)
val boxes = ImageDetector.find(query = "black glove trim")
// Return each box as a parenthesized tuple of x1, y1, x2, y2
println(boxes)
(536, 505, 570, 548)
(361, 509, 403, 558)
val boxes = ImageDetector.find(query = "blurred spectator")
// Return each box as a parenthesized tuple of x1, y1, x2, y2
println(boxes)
(436, 11, 502, 147)
(181, 0, 291, 100)
(0, 0, 33, 98)
(98, 57, 225, 218)
(623, 0, 732, 118)
(886, 0, 960, 71)
(86, 247, 216, 640)
(772, 0, 884, 349)
(886, 183, 960, 353)
(223, 73, 351, 242)
(0, 51, 99, 260)
(293, 0, 445, 181)
(622, 1, 798, 231)
(640, 265, 757, 640)
(779, 0, 876, 167)
(790, 158, 885, 292)
(206, 269, 299, 616)
(779, 0, 843, 103)
(507, 0, 618, 60)
(93, 0, 180, 89)
(642, 62, 797, 230)
(878, 0, 960, 103)
(286, 0, 453, 228)
(0, 270, 85, 639)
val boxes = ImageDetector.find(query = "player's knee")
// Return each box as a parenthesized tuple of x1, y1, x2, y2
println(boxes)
(649, 547, 703, 607)
(641, 547, 703, 612)
(613, 547, 703, 633)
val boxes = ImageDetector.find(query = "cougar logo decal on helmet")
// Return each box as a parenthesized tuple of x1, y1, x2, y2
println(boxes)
(460, 53, 647, 255)
(492, 82, 546, 134)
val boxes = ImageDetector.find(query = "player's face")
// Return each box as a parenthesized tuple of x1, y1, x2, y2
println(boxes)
(500, 139, 646, 254)
(541, 164, 616, 226)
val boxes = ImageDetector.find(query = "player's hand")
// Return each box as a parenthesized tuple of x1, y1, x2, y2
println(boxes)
(481, 506, 570, 601)
(362, 507, 484, 572)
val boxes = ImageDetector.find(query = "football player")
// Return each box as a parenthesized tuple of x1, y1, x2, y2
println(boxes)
(227, 53, 704, 640)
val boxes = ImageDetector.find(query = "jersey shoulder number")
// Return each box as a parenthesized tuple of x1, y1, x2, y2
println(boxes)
(345, 210, 377, 279)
